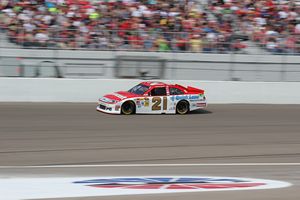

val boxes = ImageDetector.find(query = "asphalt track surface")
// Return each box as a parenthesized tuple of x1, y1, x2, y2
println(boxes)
(0, 103, 300, 200)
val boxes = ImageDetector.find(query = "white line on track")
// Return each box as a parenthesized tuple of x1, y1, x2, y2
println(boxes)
(0, 163, 300, 169)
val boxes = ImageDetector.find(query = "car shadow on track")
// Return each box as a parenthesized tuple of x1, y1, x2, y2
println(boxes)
(189, 109, 212, 115)
(97, 109, 212, 115)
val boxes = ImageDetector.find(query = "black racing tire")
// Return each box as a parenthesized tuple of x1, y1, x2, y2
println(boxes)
(176, 100, 189, 115)
(121, 101, 136, 115)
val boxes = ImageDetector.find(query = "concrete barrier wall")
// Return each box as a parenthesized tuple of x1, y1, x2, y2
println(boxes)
(1, 78, 300, 104)
(1, 48, 300, 81)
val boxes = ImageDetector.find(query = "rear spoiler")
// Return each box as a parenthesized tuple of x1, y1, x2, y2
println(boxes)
(187, 86, 204, 94)
(175, 84, 204, 94)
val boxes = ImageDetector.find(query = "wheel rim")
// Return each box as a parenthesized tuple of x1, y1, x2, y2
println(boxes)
(177, 102, 188, 114)
(122, 103, 134, 114)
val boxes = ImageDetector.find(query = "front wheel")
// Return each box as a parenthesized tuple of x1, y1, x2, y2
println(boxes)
(176, 100, 189, 115)
(121, 101, 135, 115)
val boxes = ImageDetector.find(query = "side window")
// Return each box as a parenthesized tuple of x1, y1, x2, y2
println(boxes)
(150, 87, 167, 96)
(169, 87, 184, 95)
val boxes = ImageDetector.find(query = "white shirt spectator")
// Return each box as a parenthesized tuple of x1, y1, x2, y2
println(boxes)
(142, 9, 152, 17)
(34, 14, 43, 21)
(67, 11, 76, 18)
(73, 21, 81, 27)
(2, 8, 12, 13)
(47, 0, 65, 5)
(207, 32, 216, 42)
(35, 33, 49, 42)
(24, 23, 36, 32)
(214, 6, 223, 15)
(132, 10, 142, 17)
(295, 24, 300, 34)
(99, 36, 108, 47)
(266, 41, 277, 50)
(3, 9, 16, 17)
(79, 25, 89, 33)
(230, 6, 239, 11)
(169, 12, 179, 17)
(278, 11, 288, 19)
(23, 9, 34, 18)
(265, 30, 278, 36)
(37, 5, 46, 12)
(42, 15, 53, 24)
(289, 11, 298, 20)
(138, 5, 148, 12)
(254, 17, 266, 26)
(57, 0, 65, 5)
(160, 11, 168, 17)
(70, 5, 78, 11)
(122, 0, 135, 5)
(86, 8, 95, 15)
(18, 13, 30, 21)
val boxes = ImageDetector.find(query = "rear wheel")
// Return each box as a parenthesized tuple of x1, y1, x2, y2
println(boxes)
(176, 100, 189, 115)
(121, 101, 135, 115)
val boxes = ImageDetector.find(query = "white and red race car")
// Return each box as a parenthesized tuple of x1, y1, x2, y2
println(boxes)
(97, 81, 207, 114)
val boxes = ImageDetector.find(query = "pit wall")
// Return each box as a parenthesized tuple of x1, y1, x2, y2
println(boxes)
(1, 78, 300, 104)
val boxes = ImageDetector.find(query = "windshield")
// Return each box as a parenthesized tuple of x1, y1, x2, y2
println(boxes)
(128, 84, 149, 95)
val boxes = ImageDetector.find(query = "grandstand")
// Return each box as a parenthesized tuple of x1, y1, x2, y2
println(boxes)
(0, 0, 299, 54)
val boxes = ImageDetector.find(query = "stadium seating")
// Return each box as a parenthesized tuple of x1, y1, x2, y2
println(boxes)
(0, 0, 299, 54)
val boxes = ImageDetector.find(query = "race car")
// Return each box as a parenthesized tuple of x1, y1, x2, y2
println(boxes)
(96, 81, 206, 115)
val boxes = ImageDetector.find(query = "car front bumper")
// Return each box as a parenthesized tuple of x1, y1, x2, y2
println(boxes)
(96, 103, 121, 114)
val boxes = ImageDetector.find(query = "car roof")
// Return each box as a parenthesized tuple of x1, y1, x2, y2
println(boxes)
(140, 81, 168, 87)
(140, 81, 185, 89)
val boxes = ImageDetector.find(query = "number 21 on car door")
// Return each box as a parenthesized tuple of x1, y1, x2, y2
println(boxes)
(150, 96, 168, 114)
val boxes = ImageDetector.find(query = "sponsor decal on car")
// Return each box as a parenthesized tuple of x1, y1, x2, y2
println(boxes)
(115, 105, 121, 111)
(136, 99, 142, 107)
(136, 98, 149, 108)
(99, 97, 112, 103)
(144, 98, 150, 107)
(113, 93, 126, 99)
(171, 95, 201, 101)
(196, 103, 206, 107)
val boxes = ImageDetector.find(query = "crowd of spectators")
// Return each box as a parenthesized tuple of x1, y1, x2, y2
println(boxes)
(208, 0, 300, 54)
(0, 0, 245, 53)
(0, 0, 299, 54)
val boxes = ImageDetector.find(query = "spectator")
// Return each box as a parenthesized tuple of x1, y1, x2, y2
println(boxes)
(35, 30, 49, 47)
(155, 35, 170, 51)
(176, 35, 188, 51)
(189, 34, 202, 52)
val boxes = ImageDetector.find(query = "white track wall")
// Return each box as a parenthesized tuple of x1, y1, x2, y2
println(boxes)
(1, 78, 300, 104)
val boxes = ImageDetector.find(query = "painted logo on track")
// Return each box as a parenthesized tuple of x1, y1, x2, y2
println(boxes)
(73, 176, 287, 191)
(0, 176, 292, 200)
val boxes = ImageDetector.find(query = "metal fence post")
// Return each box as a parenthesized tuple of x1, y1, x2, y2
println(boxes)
(0, 25, 5, 77)
(0, 28, 2, 76)
(255, 55, 260, 81)
(53, 45, 63, 78)
(229, 50, 235, 81)
(281, 54, 286, 82)
(17, 57, 24, 77)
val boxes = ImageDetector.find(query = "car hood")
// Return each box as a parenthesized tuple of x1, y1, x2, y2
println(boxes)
(101, 91, 139, 102)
